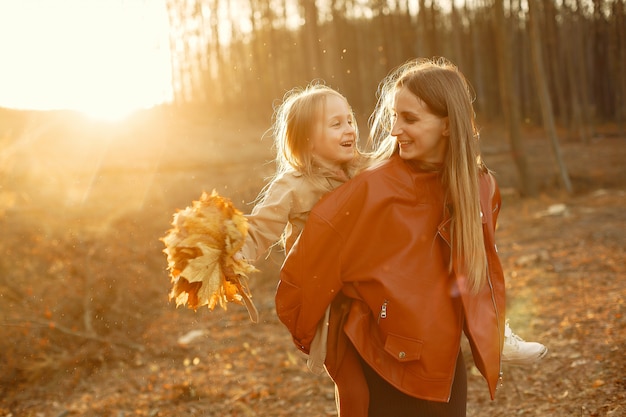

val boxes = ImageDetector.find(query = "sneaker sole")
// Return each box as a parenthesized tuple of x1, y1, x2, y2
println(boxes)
(502, 346, 548, 366)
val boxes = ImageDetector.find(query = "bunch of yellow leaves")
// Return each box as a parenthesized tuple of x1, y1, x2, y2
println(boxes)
(161, 190, 259, 322)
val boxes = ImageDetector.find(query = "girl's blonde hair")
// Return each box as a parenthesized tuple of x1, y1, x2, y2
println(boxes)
(369, 57, 489, 293)
(272, 82, 361, 187)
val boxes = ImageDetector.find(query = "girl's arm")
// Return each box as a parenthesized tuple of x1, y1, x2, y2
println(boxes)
(240, 174, 298, 261)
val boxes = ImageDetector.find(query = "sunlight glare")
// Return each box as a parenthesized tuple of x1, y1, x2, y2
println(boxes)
(0, 0, 173, 121)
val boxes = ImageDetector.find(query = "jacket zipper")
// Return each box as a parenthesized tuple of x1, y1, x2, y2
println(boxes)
(378, 300, 388, 323)
(485, 261, 504, 388)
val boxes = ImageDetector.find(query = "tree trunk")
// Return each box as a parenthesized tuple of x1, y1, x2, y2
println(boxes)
(493, 0, 537, 196)
(610, 0, 626, 136)
(543, 1, 568, 126)
(562, 5, 591, 142)
(528, 0, 573, 193)
(300, 0, 321, 80)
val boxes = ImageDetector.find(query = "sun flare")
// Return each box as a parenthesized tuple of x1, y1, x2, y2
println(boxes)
(0, 0, 173, 121)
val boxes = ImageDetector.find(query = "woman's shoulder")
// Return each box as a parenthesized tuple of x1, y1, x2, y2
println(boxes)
(349, 154, 413, 187)
(312, 158, 398, 210)
(478, 169, 498, 193)
(351, 154, 398, 179)
(478, 169, 501, 213)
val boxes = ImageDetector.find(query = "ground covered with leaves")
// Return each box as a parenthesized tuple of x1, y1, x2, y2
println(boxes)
(0, 108, 624, 416)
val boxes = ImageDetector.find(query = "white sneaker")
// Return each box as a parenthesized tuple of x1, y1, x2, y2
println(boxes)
(502, 322, 548, 365)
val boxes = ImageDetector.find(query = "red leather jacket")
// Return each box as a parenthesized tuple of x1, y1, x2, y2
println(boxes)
(276, 155, 506, 415)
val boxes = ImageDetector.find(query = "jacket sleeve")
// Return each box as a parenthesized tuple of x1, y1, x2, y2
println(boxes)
(240, 175, 295, 261)
(489, 173, 502, 230)
(275, 211, 344, 354)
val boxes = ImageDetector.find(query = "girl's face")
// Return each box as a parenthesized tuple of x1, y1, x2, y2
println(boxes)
(310, 94, 357, 168)
(391, 86, 449, 164)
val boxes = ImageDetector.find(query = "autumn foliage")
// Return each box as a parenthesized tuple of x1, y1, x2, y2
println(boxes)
(161, 190, 259, 321)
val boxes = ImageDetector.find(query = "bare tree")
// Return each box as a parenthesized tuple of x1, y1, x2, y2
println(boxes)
(162, 0, 623, 144)
(493, 0, 537, 196)
(609, 0, 626, 135)
(300, 0, 322, 80)
(562, 2, 592, 142)
(543, 1, 569, 126)
(528, 0, 572, 193)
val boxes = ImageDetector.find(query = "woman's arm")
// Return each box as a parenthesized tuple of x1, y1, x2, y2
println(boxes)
(275, 211, 344, 353)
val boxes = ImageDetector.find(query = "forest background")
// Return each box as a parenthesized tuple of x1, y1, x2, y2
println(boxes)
(167, 0, 625, 195)
(0, 0, 625, 416)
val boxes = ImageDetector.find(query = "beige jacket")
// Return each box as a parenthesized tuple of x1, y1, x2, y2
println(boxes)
(240, 170, 346, 261)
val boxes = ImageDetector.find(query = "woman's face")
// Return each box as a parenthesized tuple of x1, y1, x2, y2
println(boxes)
(391, 86, 448, 164)
(310, 94, 357, 168)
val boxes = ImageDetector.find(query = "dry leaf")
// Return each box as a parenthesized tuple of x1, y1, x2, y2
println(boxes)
(161, 190, 259, 321)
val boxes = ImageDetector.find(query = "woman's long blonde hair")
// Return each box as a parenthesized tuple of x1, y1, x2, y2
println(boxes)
(369, 57, 489, 293)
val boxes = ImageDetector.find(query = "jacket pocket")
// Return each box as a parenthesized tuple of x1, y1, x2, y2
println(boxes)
(383, 333, 423, 362)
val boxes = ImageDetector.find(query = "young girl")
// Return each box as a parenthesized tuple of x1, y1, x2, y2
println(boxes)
(239, 82, 363, 262)
(275, 58, 545, 416)
(238, 83, 364, 372)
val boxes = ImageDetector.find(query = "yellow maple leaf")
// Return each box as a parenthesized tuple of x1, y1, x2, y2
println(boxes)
(180, 244, 221, 283)
(161, 190, 259, 322)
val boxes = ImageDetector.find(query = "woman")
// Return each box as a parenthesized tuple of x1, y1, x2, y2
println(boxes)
(275, 57, 506, 416)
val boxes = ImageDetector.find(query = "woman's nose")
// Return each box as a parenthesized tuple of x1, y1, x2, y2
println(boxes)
(390, 121, 401, 136)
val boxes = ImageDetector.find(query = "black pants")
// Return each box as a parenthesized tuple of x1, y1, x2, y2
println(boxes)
(361, 351, 467, 417)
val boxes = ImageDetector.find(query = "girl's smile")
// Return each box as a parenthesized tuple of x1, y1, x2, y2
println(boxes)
(311, 94, 357, 167)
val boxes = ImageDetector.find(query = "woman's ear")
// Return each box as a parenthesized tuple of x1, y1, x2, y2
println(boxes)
(442, 117, 450, 137)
